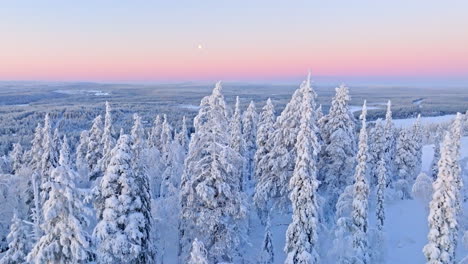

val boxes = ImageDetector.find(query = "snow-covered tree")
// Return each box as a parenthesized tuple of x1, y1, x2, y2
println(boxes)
(0, 214, 30, 264)
(161, 114, 173, 164)
(102, 101, 115, 154)
(149, 114, 163, 150)
(75, 130, 89, 179)
(383, 101, 397, 185)
(10, 143, 24, 174)
(25, 124, 45, 218)
(28, 137, 92, 264)
(93, 134, 153, 264)
(39, 113, 57, 204)
(52, 127, 61, 166)
(330, 185, 354, 263)
(395, 126, 419, 199)
(242, 100, 258, 182)
(229, 96, 246, 189)
(351, 101, 370, 264)
(27, 123, 43, 171)
(423, 130, 461, 264)
(376, 156, 386, 231)
(316, 104, 323, 121)
(179, 82, 246, 263)
(130, 113, 154, 261)
(369, 119, 386, 187)
(412, 172, 433, 207)
(254, 74, 316, 211)
(31, 171, 43, 240)
(318, 84, 356, 214)
(253, 98, 276, 220)
(449, 113, 463, 214)
(430, 131, 443, 180)
(258, 218, 274, 264)
(230, 97, 245, 151)
(254, 98, 276, 182)
(131, 113, 146, 161)
(99, 101, 116, 174)
(176, 115, 190, 151)
(86, 115, 103, 180)
(159, 140, 185, 198)
(188, 238, 208, 264)
(284, 84, 320, 264)
(412, 115, 423, 177)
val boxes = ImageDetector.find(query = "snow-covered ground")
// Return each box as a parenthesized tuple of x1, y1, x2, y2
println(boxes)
(349, 105, 380, 113)
(393, 114, 455, 128)
(178, 104, 199, 111)
(54, 90, 110, 96)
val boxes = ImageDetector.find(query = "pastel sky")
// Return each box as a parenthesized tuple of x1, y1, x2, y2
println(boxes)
(1, 0, 468, 84)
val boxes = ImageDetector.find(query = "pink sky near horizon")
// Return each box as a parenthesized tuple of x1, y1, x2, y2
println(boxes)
(1, 1, 468, 83)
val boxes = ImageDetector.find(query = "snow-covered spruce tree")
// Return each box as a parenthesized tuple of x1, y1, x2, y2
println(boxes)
(40, 113, 57, 204)
(284, 85, 320, 264)
(412, 114, 423, 178)
(449, 113, 463, 214)
(75, 130, 89, 178)
(99, 101, 116, 174)
(351, 101, 370, 264)
(318, 84, 356, 215)
(161, 114, 173, 165)
(179, 82, 246, 263)
(430, 131, 443, 180)
(395, 126, 419, 199)
(254, 98, 276, 182)
(383, 100, 397, 185)
(86, 115, 103, 180)
(376, 156, 386, 231)
(0, 214, 30, 264)
(149, 114, 163, 150)
(159, 138, 185, 198)
(254, 74, 316, 211)
(27, 123, 43, 170)
(10, 143, 24, 174)
(130, 113, 154, 261)
(28, 137, 93, 264)
(242, 100, 258, 182)
(230, 96, 246, 189)
(93, 134, 153, 264)
(253, 98, 277, 220)
(176, 115, 190, 152)
(131, 113, 146, 161)
(52, 127, 61, 166)
(369, 119, 386, 187)
(25, 123, 44, 218)
(31, 171, 43, 240)
(188, 238, 208, 264)
(258, 217, 274, 264)
(423, 131, 461, 264)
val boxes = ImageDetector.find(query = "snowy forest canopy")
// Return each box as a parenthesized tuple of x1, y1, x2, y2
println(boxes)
(0, 76, 467, 263)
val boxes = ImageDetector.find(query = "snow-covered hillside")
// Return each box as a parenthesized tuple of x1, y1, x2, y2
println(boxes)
(0, 79, 466, 264)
